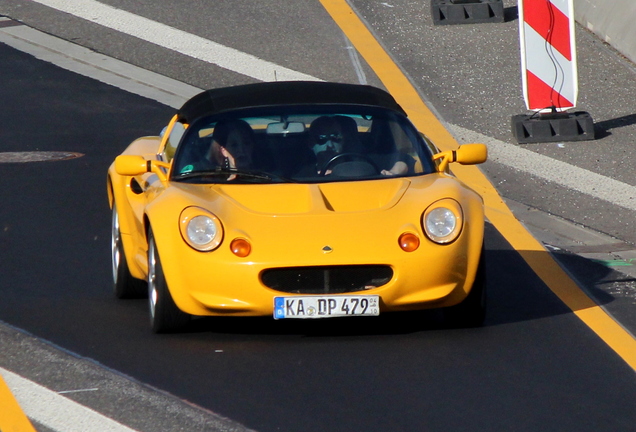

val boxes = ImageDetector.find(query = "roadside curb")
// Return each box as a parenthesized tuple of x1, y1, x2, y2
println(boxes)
(506, 198, 636, 279)
(0, 16, 200, 109)
(0, 322, 254, 432)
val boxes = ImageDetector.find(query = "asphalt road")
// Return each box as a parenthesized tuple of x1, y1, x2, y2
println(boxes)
(1, 1, 636, 431)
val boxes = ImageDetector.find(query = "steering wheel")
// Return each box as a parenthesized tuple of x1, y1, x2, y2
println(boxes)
(319, 153, 380, 176)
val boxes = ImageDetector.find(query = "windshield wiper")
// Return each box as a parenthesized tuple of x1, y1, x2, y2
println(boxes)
(174, 169, 230, 180)
(175, 168, 295, 183)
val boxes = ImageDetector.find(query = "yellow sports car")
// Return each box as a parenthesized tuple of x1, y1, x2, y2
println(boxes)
(108, 81, 487, 332)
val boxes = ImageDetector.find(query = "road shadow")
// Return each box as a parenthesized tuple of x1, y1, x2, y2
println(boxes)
(481, 222, 636, 329)
(547, 247, 636, 332)
(483, 248, 623, 326)
(593, 113, 636, 139)
(504, 6, 518, 22)
(184, 309, 447, 338)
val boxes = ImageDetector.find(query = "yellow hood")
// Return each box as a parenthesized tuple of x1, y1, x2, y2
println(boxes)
(215, 179, 411, 214)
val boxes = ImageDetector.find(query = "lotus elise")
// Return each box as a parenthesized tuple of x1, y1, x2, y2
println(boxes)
(107, 81, 488, 332)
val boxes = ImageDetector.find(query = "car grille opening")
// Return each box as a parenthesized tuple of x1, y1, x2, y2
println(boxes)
(261, 265, 393, 294)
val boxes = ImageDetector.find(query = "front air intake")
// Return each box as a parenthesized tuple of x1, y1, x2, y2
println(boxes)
(261, 265, 393, 294)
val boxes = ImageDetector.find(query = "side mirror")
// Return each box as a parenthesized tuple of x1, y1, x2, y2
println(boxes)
(455, 143, 488, 165)
(115, 155, 148, 176)
(433, 143, 487, 172)
(115, 155, 170, 182)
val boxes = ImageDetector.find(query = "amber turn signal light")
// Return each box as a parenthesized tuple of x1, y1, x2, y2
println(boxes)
(398, 232, 420, 252)
(230, 238, 251, 257)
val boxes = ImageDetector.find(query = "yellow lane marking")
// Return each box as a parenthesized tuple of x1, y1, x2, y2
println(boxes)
(319, 0, 636, 370)
(316, 0, 454, 147)
(0, 373, 37, 432)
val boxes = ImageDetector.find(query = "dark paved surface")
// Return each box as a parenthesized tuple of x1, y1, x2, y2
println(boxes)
(1, 39, 636, 432)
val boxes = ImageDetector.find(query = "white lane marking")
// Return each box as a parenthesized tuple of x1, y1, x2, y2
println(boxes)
(0, 18, 201, 107)
(343, 34, 367, 85)
(29, 0, 320, 82)
(0, 7, 636, 214)
(58, 388, 100, 394)
(1, 367, 139, 432)
(449, 124, 636, 212)
(2, 16, 633, 215)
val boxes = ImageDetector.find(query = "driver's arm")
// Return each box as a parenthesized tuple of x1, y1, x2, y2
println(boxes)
(381, 161, 408, 176)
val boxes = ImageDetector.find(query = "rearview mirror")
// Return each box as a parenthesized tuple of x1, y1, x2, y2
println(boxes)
(266, 121, 305, 135)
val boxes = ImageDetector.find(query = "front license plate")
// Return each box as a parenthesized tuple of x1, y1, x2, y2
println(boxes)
(274, 295, 380, 319)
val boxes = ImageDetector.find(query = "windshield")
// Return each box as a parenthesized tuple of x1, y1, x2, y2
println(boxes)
(170, 106, 436, 184)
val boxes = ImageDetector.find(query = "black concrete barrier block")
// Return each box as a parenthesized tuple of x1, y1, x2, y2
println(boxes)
(511, 111, 595, 143)
(431, 0, 505, 25)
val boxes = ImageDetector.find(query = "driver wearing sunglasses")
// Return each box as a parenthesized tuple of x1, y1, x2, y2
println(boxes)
(309, 116, 345, 174)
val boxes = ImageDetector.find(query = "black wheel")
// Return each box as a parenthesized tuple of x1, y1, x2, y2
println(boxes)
(147, 228, 191, 333)
(320, 153, 380, 176)
(112, 204, 146, 299)
(443, 246, 487, 328)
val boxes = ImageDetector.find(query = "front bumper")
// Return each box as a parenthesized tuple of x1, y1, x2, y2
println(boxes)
(155, 219, 483, 317)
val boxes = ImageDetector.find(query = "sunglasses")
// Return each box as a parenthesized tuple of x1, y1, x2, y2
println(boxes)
(315, 133, 342, 144)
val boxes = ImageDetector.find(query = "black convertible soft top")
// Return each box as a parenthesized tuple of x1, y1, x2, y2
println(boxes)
(176, 81, 406, 123)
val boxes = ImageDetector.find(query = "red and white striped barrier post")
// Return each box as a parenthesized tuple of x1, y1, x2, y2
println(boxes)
(520, 0, 577, 112)
(512, 0, 594, 142)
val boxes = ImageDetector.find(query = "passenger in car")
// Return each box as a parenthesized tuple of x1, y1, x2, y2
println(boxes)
(177, 119, 254, 180)
(209, 120, 255, 180)
(366, 119, 414, 176)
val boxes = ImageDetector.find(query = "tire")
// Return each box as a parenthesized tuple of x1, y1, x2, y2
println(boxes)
(112, 205, 146, 299)
(147, 228, 191, 333)
(443, 246, 487, 328)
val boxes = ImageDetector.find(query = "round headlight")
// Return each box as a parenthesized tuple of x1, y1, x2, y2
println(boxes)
(423, 199, 463, 244)
(179, 207, 223, 251)
(188, 216, 218, 245)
